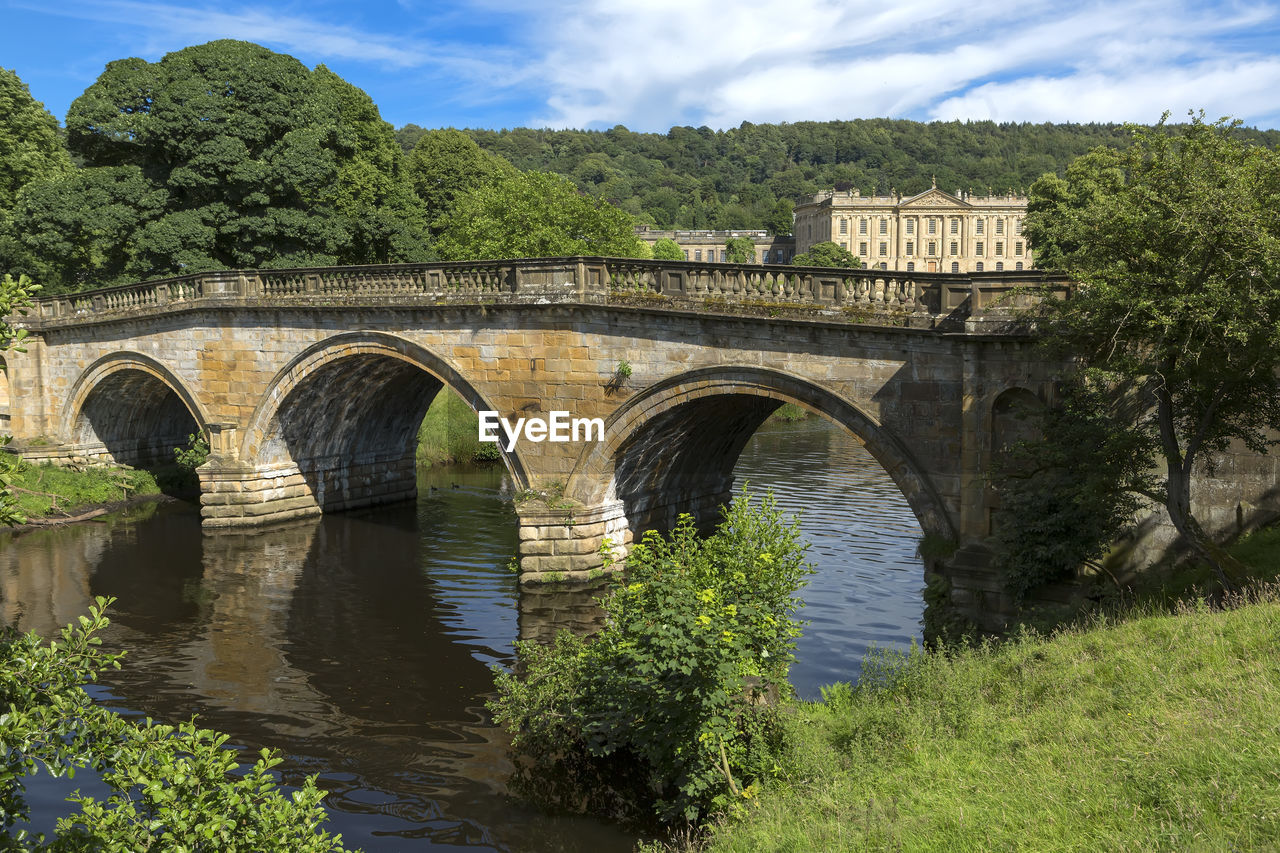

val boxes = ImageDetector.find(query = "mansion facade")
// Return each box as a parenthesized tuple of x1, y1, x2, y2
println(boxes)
(792, 184, 1031, 273)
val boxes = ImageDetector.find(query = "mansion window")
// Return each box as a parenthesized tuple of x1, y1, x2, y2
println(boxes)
(950, 241, 958, 255)
(995, 241, 1004, 256)
(976, 241, 984, 255)
(879, 219, 888, 235)
(1015, 261, 1024, 270)
(859, 219, 868, 235)
(996, 219, 1005, 235)
(928, 219, 937, 235)
(859, 242, 868, 256)
(905, 219, 915, 235)
(1015, 219, 1023, 235)
(906, 241, 914, 256)
(1015, 241, 1024, 255)
(721, 250, 728, 262)
(906, 262, 915, 271)
(683, 250, 689, 259)
(879, 242, 888, 257)
(975, 262, 984, 272)
(776, 250, 785, 262)
(951, 261, 960, 272)
(996, 261, 1004, 271)
(950, 218, 959, 235)
(840, 219, 848, 235)
(695, 250, 702, 261)
(927, 241, 937, 255)
(976, 220, 984, 235)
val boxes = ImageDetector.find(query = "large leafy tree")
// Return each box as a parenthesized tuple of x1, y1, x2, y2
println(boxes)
(792, 240, 861, 268)
(434, 170, 645, 261)
(404, 128, 516, 234)
(0, 68, 73, 277)
(1023, 114, 1280, 589)
(13, 41, 425, 292)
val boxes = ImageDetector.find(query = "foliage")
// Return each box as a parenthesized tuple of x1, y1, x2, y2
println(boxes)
(723, 236, 756, 264)
(703, 589, 1280, 851)
(12, 41, 426, 292)
(991, 380, 1156, 600)
(615, 359, 633, 378)
(0, 272, 38, 525)
(403, 129, 517, 235)
(792, 241, 861, 268)
(412, 120, 1222, 232)
(1024, 114, 1280, 589)
(0, 598, 352, 850)
(490, 493, 812, 826)
(434, 170, 645, 261)
(0, 68, 74, 276)
(415, 388, 500, 466)
(174, 432, 210, 470)
(651, 237, 685, 260)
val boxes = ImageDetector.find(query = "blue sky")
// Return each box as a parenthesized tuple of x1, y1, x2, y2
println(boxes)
(4, 0, 1280, 133)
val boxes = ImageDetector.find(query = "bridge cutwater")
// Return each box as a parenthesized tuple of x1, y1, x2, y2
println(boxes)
(5, 257, 1273, 629)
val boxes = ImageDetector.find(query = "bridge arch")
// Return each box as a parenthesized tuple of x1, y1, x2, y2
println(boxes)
(62, 352, 208, 467)
(566, 364, 956, 542)
(241, 332, 530, 511)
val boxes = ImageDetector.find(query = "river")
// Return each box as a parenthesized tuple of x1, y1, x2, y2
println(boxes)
(0, 416, 923, 851)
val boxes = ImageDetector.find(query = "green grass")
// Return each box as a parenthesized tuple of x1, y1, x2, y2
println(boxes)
(416, 388, 501, 467)
(8, 458, 164, 519)
(702, 590, 1280, 852)
(768, 403, 810, 423)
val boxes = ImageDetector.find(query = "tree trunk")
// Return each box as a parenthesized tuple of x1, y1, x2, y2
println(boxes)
(1157, 380, 1247, 592)
(1164, 454, 1246, 593)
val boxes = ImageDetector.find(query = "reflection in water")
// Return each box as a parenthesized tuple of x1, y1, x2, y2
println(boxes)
(732, 418, 925, 696)
(0, 418, 924, 849)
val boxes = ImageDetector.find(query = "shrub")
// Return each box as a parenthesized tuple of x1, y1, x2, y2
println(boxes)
(490, 492, 812, 826)
(0, 598, 352, 851)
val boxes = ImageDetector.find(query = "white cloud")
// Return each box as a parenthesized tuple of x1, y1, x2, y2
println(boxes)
(511, 0, 1280, 129)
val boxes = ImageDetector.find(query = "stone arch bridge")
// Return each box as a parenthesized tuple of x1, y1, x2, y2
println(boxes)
(7, 257, 1072, 627)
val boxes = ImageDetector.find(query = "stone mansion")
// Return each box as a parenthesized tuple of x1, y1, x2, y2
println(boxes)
(635, 183, 1031, 273)
(792, 184, 1031, 273)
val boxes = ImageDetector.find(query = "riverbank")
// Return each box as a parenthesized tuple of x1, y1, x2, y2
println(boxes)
(5, 457, 174, 528)
(697, 584, 1280, 851)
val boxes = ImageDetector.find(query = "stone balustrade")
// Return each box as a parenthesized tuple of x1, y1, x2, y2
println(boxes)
(20, 257, 1067, 329)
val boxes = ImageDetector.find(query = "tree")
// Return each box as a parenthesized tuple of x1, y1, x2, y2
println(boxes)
(404, 129, 516, 235)
(764, 198, 795, 236)
(15, 41, 424, 292)
(792, 241, 861, 268)
(651, 237, 684, 260)
(724, 236, 756, 264)
(0, 68, 73, 276)
(1023, 114, 1280, 589)
(434, 171, 645, 261)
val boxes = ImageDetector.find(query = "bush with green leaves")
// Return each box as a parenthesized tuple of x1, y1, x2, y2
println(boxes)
(0, 598, 352, 851)
(490, 493, 812, 826)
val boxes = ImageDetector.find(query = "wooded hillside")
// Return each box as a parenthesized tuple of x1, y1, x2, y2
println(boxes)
(396, 120, 1280, 233)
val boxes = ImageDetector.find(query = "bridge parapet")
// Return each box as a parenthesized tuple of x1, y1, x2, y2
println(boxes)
(19, 258, 1067, 330)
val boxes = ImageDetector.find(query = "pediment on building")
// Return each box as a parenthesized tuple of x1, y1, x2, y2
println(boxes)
(898, 188, 969, 209)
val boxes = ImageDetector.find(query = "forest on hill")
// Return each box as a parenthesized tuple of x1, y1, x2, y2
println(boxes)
(396, 120, 1280, 233)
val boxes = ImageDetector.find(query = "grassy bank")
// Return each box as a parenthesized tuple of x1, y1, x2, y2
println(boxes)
(416, 389, 501, 467)
(702, 588, 1280, 851)
(7, 457, 166, 520)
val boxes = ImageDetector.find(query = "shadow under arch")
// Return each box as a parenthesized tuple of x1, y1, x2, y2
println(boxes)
(566, 364, 957, 542)
(241, 332, 530, 513)
(62, 352, 209, 467)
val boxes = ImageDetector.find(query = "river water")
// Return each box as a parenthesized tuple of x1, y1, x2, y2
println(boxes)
(0, 416, 923, 851)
